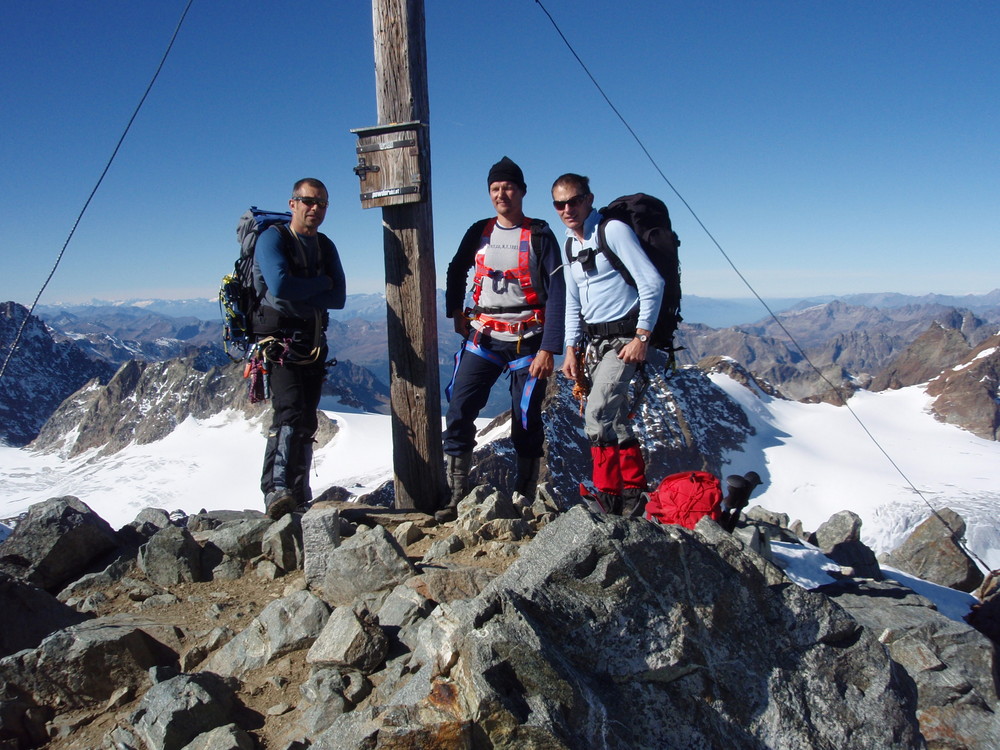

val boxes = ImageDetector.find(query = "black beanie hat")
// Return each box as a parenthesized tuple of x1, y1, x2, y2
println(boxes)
(487, 156, 526, 192)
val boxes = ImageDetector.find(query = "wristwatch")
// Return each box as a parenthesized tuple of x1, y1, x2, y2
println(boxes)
(636, 333, 649, 343)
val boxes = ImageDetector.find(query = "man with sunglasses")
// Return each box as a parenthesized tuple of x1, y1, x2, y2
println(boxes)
(552, 173, 663, 516)
(438, 157, 566, 521)
(252, 178, 345, 520)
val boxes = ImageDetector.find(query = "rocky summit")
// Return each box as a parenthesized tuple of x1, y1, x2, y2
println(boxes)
(0, 487, 997, 750)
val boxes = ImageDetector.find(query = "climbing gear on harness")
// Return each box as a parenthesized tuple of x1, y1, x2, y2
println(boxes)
(445, 339, 539, 430)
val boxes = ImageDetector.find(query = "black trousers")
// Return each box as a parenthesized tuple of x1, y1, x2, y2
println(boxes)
(260, 353, 327, 502)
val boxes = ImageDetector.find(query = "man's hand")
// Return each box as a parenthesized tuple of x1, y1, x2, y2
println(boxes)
(529, 349, 555, 379)
(561, 345, 579, 381)
(617, 329, 651, 364)
(452, 309, 471, 337)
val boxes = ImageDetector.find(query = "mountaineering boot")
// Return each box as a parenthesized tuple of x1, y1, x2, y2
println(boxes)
(597, 491, 623, 515)
(622, 487, 647, 518)
(435, 451, 473, 523)
(512, 455, 540, 506)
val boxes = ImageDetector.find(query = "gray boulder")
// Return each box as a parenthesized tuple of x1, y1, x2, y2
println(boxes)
(315, 524, 416, 607)
(810, 509, 883, 579)
(130, 673, 237, 750)
(197, 517, 273, 580)
(139, 524, 203, 585)
(0, 614, 178, 709)
(0, 571, 89, 658)
(307, 606, 389, 674)
(0, 496, 119, 592)
(824, 577, 1000, 747)
(262, 512, 303, 573)
(179, 723, 254, 750)
(199, 590, 329, 678)
(302, 506, 342, 590)
(881, 507, 984, 592)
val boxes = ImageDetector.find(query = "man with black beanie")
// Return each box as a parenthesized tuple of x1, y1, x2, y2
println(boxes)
(438, 157, 565, 521)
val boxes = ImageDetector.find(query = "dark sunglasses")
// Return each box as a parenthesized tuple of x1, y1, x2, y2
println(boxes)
(293, 197, 329, 208)
(552, 194, 587, 211)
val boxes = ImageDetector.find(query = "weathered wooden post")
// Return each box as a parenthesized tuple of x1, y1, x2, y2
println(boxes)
(351, 0, 444, 512)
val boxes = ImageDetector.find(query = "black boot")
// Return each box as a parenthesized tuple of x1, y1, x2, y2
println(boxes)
(513, 456, 540, 504)
(597, 491, 623, 515)
(622, 487, 647, 518)
(435, 452, 472, 523)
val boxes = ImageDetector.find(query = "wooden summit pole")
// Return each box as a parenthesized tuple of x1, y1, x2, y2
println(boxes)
(370, 0, 444, 512)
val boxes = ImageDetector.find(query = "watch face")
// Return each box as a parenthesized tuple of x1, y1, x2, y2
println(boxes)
(637, 334, 649, 342)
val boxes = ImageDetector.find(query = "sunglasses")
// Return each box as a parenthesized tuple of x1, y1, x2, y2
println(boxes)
(552, 194, 588, 211)
(293, 197, 329, 208)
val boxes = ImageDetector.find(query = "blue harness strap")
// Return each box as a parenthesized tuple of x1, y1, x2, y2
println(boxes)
(445, 340, 538, 430)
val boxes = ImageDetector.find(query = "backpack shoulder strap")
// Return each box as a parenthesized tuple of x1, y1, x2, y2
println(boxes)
(596, 220, 635, 287)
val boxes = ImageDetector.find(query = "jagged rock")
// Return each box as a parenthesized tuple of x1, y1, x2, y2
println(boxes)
(314, 524, 416, 607)
(139, 525, 203, 585)
(178, 722, 254, 750)
(0, 615, 179, 709)
(302, 507, 342, 591)
(823, 577, 999, 747)
(199, 590, 329, 679)
(262, 513, 303, 573)
(196, 517, 273, 580)
(376, 584, 435, 651)
(279, 667, 369, 743)
(871, 320, 974, 391)
(405, 565, 496, 605)
(0, 571, 90, 658)
(420, 533, 465, 562)
(0, 496, 119, 593)
(966, 574, 1000, 645)
(881, 508, 985, 592)
(365, 508, 921, 748)
(810, 509, 883, 579)
(0, 302, 115, 447)
(133, 507, 174, 531)
(307, 607, 389, 674)
(392, 521, 424, 548)
(925, 332, 1000, 440)
(129, 673, 237, 750)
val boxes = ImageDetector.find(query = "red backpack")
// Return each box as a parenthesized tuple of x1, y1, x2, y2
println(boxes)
(645, 471, 723, 529)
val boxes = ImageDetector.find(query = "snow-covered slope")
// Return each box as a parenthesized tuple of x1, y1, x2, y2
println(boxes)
(2, 372, 998, 570)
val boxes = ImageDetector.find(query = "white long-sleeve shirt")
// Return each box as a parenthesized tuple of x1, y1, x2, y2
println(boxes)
(562, 209, 663, 346)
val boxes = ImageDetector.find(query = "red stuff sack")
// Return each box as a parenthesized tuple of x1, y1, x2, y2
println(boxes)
(645, 471, 723, 529)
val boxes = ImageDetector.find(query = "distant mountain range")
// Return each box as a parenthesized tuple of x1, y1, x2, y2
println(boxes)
(35, 288, 1000, 328)
(3, 290, 998, 450)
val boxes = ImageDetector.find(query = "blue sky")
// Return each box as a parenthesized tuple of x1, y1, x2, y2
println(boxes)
(1, 1, 997, 307)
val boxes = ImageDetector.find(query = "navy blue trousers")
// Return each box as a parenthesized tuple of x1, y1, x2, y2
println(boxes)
(443, 337, 546, 458)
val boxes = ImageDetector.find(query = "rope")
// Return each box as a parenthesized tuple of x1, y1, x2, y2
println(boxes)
(534, 0, 993, 575)
(0, 0, 196, 385)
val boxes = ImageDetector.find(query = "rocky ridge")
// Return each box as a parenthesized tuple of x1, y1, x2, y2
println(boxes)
(0, 303, 115, 447)
(0, 487, 996, 749)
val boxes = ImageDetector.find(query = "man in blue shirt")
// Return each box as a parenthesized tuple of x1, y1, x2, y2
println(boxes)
(252, 178, 345, 519)
(554, 173, 663, 516)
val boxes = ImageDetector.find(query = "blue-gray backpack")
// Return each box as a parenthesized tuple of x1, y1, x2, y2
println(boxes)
(219, 207, 291, 360)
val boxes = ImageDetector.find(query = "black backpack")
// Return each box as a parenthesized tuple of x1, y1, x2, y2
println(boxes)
(566, 193, 682, 352)
(219, 207, 292, 360)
